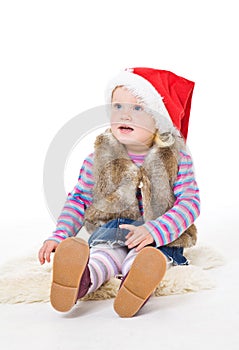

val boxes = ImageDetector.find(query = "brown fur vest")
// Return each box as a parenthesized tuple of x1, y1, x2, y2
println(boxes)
(84, 130, 197, 248)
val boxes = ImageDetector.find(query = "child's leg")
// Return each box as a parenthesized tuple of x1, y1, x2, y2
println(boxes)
(121, 247, 173, 276)
(121, 247, 139, 276)
(87, 244, 128, 294)
(114, 247, 167, 318)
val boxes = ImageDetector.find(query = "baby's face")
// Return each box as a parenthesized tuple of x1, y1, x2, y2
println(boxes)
(110, 87, 156, 153)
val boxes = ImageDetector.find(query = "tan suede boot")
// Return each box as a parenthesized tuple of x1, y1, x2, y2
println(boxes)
(50, 237, 90, 312)
(114, 247, 167, 318)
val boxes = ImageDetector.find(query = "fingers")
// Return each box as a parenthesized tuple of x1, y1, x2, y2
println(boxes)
(38, 246, 45, 265)
(125, 231, 146, 248)
(126, 235, 144, 249)
(45, 247, 52, 263)
(119, 224, 135, 231)
(120, 224, 154, 250)
(125, 231, 134, 239)
(119, 224, 136, 240)
(135, 238, 152, 252)
(38, 241, 58, 265)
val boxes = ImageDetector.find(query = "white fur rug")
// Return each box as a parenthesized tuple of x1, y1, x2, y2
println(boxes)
(0, 244, 225, 304)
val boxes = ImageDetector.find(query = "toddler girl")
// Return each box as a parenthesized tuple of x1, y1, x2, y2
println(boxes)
(38, 67, 200, 317)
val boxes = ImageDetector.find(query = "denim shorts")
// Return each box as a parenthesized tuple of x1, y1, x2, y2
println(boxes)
(88, 218, 189, 266)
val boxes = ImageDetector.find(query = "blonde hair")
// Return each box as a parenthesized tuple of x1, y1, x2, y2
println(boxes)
(153, 130, 175, 148)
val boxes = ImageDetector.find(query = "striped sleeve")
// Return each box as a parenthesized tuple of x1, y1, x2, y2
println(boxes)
(47, 154, 94, 243)
(143, 151, 200, 247)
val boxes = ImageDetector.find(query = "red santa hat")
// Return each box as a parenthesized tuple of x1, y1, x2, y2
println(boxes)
(106, 67, 195, 140)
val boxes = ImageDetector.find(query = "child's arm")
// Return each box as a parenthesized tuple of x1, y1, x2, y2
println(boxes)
(38, 154, 94, 264)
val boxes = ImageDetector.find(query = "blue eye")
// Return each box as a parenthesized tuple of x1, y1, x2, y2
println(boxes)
(134, 105, 143, 111)
(113, 103, 122, 110)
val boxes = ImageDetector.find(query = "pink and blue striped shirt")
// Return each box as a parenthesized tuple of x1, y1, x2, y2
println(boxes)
(48, 150, 200, 247)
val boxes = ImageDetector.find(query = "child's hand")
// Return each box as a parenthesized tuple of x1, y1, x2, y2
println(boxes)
(38, 240, 59, 265)
(119, 224, 154, 252)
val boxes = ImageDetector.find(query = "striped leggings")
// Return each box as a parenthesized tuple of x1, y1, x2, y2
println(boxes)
(87, 244, 138, 294)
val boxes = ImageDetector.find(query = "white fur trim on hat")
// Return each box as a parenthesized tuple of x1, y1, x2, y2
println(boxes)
(105, 69, 173, 130)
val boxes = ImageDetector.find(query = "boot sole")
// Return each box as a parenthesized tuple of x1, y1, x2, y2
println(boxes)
(50, 237, 89, 312)
(114, 247, 167, 317)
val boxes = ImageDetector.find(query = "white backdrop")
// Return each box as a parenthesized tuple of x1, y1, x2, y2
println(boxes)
(0, 0, 238, 263)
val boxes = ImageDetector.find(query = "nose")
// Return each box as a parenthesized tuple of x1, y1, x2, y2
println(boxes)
(120, 106, 132, 121)
(120, 114, 132, 121)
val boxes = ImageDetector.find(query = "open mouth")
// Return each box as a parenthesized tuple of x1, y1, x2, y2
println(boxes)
(118, 125, 134, 133)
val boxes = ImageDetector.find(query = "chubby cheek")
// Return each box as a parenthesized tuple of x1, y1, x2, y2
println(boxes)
(110, 113, 119, 125)
(139, 117, 157, 134)
(110, 124, 118, 138)
(110, 116, 122, 137)
(134, 128, 155, 142)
